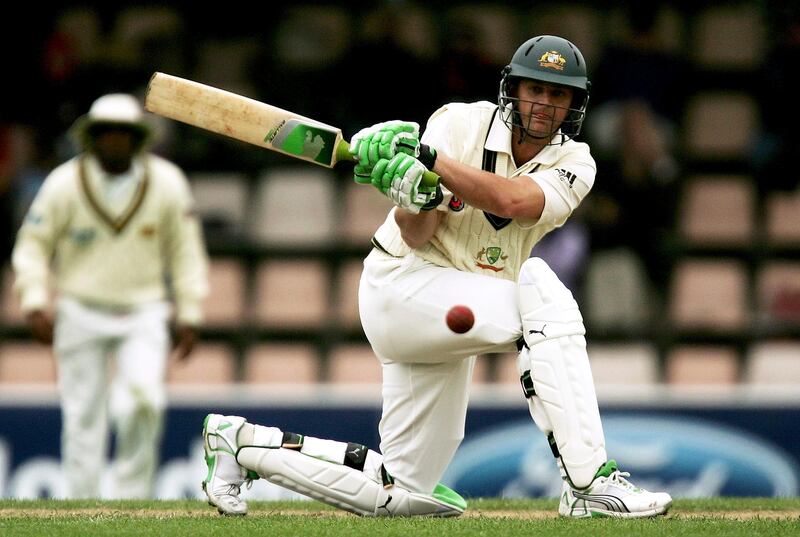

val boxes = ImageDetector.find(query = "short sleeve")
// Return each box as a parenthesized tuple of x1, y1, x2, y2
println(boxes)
(528, 152, 595, 228)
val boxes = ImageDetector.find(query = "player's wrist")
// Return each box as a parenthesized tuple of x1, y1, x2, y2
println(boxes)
(418, 144, 437, 170)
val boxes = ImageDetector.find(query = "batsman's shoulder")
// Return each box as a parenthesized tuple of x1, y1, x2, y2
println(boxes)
(428, 100, 495, 121)
(426, 101, 496, 135)
(558, 138, 595, 169)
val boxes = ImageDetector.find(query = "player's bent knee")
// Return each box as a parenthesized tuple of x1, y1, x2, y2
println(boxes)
(237, 446, 465, 517)
(518, 257, 585, 348)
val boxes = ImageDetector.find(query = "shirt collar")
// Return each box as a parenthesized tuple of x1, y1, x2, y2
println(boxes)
(85, 154, 144, 184)
(486, 108, 513, 155)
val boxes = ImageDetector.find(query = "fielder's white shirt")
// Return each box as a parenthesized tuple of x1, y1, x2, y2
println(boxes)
(12, 153, 209, 324)
(372, 101, 596, 281)
(93, 157, 143, 210)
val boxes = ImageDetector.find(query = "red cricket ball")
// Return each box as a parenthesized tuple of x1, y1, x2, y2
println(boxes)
(446, 305, 475, 334)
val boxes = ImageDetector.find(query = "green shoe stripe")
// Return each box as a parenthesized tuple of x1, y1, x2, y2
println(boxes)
(203, 454, 216, 484)
(594, 460, 618, 479)
(432, 483, 467, 511)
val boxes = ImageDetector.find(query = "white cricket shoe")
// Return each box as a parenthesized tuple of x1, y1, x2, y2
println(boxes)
(559, 460, 672, 518)
(202, 413, 256, 516)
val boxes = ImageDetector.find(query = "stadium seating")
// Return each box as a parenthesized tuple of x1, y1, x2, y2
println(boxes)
(444, 4, 520, 66)
(764, 191, 800, 245)
(493, 352, 522, 386)
(756, 262, 800, 326)
(683, 92, 759, 159)
(669, 259, 748, 331)
(0, 343, 57, 384)
(469, 355, 491, 384)
(525, 4, 604, 67)
(249, 168, 337, 247)
(189, 172, 250, 241)
(193, 38, 261, 96)
(112, 5, 187, 76)
(665, 346, 739, 385)
(243, 343, 318, 384)
(331, 260, 364, 329)
(583, 249, 652, 331)
(204, 258, 247, 327)
(679, 175, 755, 247)
(1, 4, 794, 397)
(340, 180, 394, 245)
(744, 342, 800, 384)
(588, 343, 660, 386)
(691, 4, 765, 70)
(252, 260, 328, 327)
(167, 343, 237, 385)
(327, 344, 382, 383)
(273, 5, 351, 70)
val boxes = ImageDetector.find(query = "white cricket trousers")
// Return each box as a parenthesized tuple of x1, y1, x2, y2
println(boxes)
(54, 296, 170, 499)
(358, 249, 523, 494)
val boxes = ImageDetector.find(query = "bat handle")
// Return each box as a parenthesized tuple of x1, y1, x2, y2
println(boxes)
(420, 169, 440, 189)
(336, 141, 441, 189)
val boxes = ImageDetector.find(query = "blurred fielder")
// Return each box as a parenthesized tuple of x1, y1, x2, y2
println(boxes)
(12, 93, 209, 498)
(202, 35, 672, 518)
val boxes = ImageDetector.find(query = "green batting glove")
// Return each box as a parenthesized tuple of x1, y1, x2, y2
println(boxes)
(350, 121, 420, 184)
(368, 158, 392, 195)
(369, 153, 429, 214)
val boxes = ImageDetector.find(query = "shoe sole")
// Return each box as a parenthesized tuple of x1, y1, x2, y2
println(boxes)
(561, 502, 671, 519)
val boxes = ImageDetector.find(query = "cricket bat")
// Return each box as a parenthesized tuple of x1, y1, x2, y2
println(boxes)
(144, 72, 439, 188)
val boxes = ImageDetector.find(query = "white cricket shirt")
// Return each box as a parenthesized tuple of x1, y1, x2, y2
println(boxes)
(372, 101, 596, 281)
(12, 153, 209, 324)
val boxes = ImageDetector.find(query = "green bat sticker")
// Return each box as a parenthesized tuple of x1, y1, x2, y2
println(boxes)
(266, 119, 338, 165)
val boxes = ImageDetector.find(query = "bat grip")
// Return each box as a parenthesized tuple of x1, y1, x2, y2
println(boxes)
(420, 169, 441, 190)
(336, 141, 440, 189)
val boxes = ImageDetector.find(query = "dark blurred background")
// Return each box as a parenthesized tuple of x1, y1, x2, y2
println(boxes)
(2, 0, 799, 387)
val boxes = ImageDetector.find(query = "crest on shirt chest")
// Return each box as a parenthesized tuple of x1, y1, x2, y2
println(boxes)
(475, 246, 508, 272)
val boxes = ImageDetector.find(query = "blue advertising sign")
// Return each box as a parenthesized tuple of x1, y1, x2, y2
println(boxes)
(446, 414, 800, 498)
(0, 396, 798, 499)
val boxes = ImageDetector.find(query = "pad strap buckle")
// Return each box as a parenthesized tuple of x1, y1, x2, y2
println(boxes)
(380, 464, 395, 489)
(520, 370, 536, 398)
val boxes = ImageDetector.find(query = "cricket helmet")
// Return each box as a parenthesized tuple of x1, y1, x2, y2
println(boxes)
(499, 35, 591, 140)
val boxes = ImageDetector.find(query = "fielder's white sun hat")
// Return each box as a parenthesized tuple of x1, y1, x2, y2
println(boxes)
(72, 93, 152, 149)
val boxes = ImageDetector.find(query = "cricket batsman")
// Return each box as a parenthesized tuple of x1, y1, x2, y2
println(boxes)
(201, 35, 672, 518)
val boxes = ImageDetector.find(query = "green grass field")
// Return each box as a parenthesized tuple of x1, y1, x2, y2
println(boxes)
(1, 498, 798, 537)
